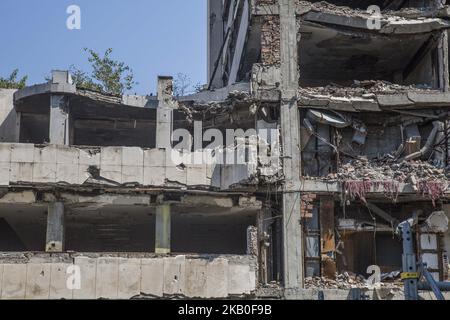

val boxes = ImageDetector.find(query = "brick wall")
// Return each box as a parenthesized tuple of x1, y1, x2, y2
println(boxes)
(261, 15, 281, 66)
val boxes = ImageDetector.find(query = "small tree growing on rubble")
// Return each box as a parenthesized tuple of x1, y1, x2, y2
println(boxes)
(173, 73, 191, 97)
(173, 73, 205, 96)
(69, 65, 102, 92)
(72, 48, 137, 96)
(0, 69, 28, 89)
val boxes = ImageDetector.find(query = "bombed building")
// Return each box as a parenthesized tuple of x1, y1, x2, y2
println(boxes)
(1, 0, 450, 300)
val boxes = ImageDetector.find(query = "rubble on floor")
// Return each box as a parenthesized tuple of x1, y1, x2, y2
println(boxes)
(305, 272, 404, 291)
(298, 80, 435, 99)
(298, 1, 446, 20)
(248, 282, 284, 299)
(329, 159, 450, 183)
(320, 159, 450, 203)
(178, 90, 253, 123)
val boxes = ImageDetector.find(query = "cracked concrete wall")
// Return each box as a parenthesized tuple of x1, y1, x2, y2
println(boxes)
(0, 255, 257, 299)
(0, 143, 259, 190)
(0, 90, 19, 143)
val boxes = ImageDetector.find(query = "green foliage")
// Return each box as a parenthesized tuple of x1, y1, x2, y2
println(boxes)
(0, 69, 28, 89)
(72, 48, 137, 96)
(69, 65, 102, 92)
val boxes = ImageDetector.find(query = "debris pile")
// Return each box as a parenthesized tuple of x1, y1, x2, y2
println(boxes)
(305, 272, 403, 290)
(298, 1, 438, 21)
(178, 90, 253, 123)
(323, 159, 450, 203)
(299, 80, 435, 99)
(330, 159, 450, 183)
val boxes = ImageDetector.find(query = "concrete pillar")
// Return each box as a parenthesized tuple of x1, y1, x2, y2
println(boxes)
(229, 0, 250, 84)
(207, 0, 224, 89)
(279, 0, 304, 292)
(438, 30, 449, 92)
(49, 71, 71, 145)
(156, 76, 174, 149)
(257, 208, 272, 284)
(46, 202, 65, 252)
(246, 226, 258, 256)
(49, 95, 69, 145)
(14, 112, 21, 143)
(155, 204, 171, 254)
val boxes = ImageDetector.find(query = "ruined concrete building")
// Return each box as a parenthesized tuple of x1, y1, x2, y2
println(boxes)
(1, 0, 450, 300)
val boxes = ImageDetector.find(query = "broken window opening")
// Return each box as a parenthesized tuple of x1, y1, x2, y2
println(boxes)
(299, 24, 442, 89)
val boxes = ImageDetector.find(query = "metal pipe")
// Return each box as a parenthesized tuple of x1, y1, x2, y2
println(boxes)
(418, 282, 450, 292)
(421, 267, 445, 300)
(403, 121, 441, 161)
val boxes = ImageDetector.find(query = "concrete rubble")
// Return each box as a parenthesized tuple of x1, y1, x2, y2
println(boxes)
(329, 159, 450, 183)
(297, 1, 447, 20)
(299, 80, 436, 99)
(305, 273, 404, 291)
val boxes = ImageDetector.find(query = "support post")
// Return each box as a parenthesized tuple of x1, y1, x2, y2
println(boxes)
(279, 0, 304, 292)
(49, 71, 71, 145)
(155, 204, 171, 254)
(207, 0, 224, 89)
(438, 30, 449, 92)
(46, 202, 65, 253)
(258, 208, 272, 284)
(400, 221, 419, 300)
(49, 95, 69, 145)
(14, 112, 21, 143)
(156, 76, 174, 149)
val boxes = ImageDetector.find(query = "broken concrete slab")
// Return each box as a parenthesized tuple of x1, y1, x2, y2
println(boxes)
(101, 147, 122, 167)
(141, 259, 164, 297)
(11, 144, 34, 163)
(163, 256, 186, 296)
(122, 165, 144, 185)
(206, 258, 229, 298)
(25, 263, 51, 300)
(95, 257, 119, 299)
(228, 264, 256, 295)
(185, 259, 208, 298)
(1, 264, 26, 299)
(118, 258, 141, 299)
(49, 263, 73, 300)
(73, 257, 96, 299)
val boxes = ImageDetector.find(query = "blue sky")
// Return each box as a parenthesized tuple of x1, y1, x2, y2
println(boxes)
(0, 0, 207, 95)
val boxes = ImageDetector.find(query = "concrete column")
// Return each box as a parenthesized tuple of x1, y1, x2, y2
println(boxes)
(438, 30, 449, 92)
(207, 0, 224, 89)
(49, 95, 69, 145)
(46, 202, 65, 252)
(49, 71, 71, 145)
(279, 0, 304, 292)
(257, 208, 272, 284)
(14, 112, 21, 143)
(156, 76, 174, 149)
(155, 204, 171, 254)
(229, 0, 250, 84)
